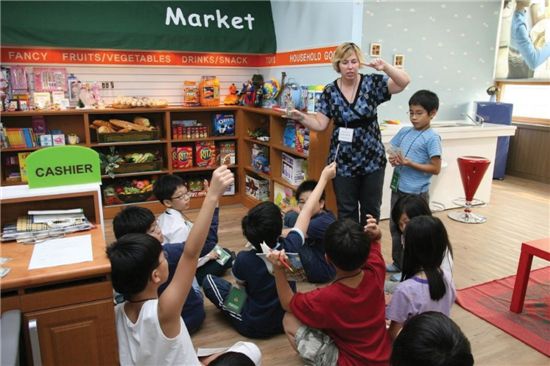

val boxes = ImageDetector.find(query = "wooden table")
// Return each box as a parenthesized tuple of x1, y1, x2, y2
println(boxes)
(509, 238, 550, 313)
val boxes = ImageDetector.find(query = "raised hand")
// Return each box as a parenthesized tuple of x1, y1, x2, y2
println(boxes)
(208, 165, 234, 198)
(364, 214, 382, 241)
(321, 162, 337, 180)
(365, 58, 387, 71)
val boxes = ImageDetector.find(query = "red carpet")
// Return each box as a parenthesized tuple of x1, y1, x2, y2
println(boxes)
(456, 266, 550, 356)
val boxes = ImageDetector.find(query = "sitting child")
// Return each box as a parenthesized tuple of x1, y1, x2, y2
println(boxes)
(282, 179, 336, 283)
(386, 216, 456, 340)
(391, 311, 474, 366)
(107, 166, 258, 365)
(153, 174, 233, 284)
(266, 214, 391, 365)
(202, 163, 337, 339)
(112, 206, 205, 334)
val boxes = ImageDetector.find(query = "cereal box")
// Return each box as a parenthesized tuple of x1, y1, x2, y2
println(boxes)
(282, 152, 307, 186)
(195, 141, 216, 167)
(217, 141, 236, 165)
(245, 175, 269, 201)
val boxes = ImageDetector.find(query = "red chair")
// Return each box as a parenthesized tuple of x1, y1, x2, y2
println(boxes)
(448, 156, 491, 224)
(510, 238, 550, 313)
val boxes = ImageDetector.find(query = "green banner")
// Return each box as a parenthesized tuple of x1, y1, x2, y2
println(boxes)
(26, 146, 101, 188)
(1, 1, 276, 54)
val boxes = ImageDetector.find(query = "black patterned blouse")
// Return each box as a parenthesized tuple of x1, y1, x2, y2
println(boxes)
(317, 73, 390, 177)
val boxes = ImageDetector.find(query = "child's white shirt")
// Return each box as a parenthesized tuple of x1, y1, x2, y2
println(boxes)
(115, 299, 200, 366)
(158, 208, 193, 244)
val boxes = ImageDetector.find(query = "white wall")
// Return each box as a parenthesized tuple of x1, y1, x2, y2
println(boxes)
(266, 0, 363, 85)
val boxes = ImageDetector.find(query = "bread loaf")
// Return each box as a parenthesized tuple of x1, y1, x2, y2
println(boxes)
(133, 116, 151, 127)
(109, 119, 151, 131)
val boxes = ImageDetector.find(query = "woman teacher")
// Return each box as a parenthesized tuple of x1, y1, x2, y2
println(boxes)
(290, 42, 410, 224)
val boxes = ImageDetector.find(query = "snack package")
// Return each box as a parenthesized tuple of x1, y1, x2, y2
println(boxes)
(295, 123, 310, 155)
(183, 81, 200, 106)
(283, 121, 296, 149)
(195, 141, 216, 167)
(176, 146, 193, 169)
(213, 113, 235, 136)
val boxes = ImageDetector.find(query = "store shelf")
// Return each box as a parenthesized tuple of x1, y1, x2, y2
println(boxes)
(244, 165, 270, 181)
(89, 139, 167, 147)
(172, 136, 237, 143)
(243, 137, 270, 147)
(101, 170, 166, 179)
(1, 106, 333, 217)
(172, 164, 237, 174)
(272, 176, 298, 190)
(270, 143, 309, 159)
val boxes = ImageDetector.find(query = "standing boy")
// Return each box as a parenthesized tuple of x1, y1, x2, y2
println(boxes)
(106, 166, 234, 365)
(267, 217, 391, 365)
(386, 90, 442, 281)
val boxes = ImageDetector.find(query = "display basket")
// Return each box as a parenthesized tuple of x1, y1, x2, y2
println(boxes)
(112, 160, 162, 174)
(97, 129, 160, 143)
(116, 191, 153, 203)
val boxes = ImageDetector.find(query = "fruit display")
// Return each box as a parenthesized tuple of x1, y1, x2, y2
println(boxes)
(102, 177, 157, 205)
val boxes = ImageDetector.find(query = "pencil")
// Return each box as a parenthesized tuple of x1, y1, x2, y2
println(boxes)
(278, 253, 294, 273)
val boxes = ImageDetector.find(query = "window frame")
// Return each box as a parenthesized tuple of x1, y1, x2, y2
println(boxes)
(496, 81, 550, 126)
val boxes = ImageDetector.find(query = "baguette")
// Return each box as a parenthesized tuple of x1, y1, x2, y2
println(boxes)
(133, 116, 151, 127)
(109, 119, 151, 131)
(92, 119, 113, 128)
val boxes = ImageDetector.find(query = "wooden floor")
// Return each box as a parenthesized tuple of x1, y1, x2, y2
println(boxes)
(104, 176, 550, 366)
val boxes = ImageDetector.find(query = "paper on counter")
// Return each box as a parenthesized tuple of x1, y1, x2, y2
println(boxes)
(29, 234, 93, 270)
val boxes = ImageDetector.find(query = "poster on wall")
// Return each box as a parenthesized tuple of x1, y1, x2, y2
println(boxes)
(495, 0, 550, 80)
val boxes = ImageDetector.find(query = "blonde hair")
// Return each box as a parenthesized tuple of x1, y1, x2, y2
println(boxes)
(332, 42, 366, 73)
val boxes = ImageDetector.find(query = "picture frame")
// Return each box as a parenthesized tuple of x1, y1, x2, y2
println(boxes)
(39, 134, 53, 147)
(52, 134, 66, 146)
(370, 43, 381, 57)
(393, 54, 405, 68)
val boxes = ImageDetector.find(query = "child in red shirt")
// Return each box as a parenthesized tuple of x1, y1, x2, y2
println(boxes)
(267, 166, 391, 366)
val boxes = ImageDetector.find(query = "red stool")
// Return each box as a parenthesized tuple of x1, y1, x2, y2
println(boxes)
(510, 238, 550, 313)
(448, 156, 491, 224)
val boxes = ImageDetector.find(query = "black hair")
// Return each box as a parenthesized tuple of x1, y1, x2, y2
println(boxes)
(208, 352, 255, 366)
(113, 206, 155, 239)
(241, 201, 282, 251)
(391, 195, 432, 235)
(106, 233, 163, 298)
(295, 179, 326, 202)
(324, 219, 370, 271)
(153, 174, 185, 204)
(402, 216, 452, 301)
(409, 90, 439, 114)
(391, 311, 474, 366)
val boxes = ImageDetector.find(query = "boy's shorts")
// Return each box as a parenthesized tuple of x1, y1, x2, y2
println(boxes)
(295, 325, 339, 365)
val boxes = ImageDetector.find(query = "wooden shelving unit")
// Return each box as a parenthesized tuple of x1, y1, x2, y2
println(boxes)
(1, 106, 334, 217)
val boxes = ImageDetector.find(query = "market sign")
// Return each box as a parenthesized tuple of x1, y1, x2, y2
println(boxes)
(1, 1, 276, 54)
(26, 146, 101, 189)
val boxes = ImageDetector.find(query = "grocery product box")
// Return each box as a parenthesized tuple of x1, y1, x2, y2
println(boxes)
(245, 175, 269, 201)
(195, 141, 216, 167)
(273, 182, 297, 211)
(281, 152, 307, 186)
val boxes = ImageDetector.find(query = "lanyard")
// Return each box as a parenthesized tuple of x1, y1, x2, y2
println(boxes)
(400, 128, 427, 159)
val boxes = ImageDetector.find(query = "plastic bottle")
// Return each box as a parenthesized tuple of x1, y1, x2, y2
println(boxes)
(199, 76, 220, 106)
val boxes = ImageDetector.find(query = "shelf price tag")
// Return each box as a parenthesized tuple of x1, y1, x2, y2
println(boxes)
(26, 146, 101, 188)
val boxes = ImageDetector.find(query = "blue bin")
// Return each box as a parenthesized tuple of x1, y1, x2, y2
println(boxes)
(475, 102, 513, 180)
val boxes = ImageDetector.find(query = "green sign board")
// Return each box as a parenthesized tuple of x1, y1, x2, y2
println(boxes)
(26, 146, 101, 189)
(1, 1, 276, 54)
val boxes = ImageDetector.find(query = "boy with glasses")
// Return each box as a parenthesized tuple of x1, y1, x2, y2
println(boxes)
(386, 90, 442, 282)
(153, 174, 234, 284)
